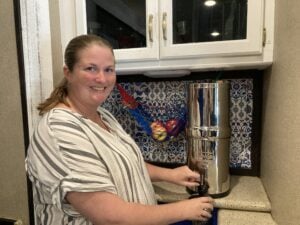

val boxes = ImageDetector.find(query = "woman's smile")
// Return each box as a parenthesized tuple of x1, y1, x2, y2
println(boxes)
(91, 86, 106, 92)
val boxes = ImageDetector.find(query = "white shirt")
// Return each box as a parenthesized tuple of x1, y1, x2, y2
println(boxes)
(26, 107, 157, 225)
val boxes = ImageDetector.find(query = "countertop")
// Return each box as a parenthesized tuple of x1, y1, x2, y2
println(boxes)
(153, 175, 277, 224)
(152, 175, 271, 212)
(217, 209, 277, 225)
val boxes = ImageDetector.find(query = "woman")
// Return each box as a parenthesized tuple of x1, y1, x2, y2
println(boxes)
(25, 34, 214, 225)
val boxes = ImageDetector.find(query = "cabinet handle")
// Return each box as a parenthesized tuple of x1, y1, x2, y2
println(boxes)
(162, 12, 167, 40)
(148, 14, 153, 42)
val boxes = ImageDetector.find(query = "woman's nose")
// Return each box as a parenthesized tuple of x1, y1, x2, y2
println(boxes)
(95, 70, 106, 82)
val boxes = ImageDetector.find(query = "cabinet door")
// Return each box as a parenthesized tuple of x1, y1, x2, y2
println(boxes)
(159, 0, 264, 59)
(60, 0, 271, 75)
(83, 0, 159, 62)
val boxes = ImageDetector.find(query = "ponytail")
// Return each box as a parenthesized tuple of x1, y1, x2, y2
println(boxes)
(37, 78, 69, 115)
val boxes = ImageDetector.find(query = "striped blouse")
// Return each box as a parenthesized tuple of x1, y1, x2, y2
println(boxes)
(25, 107, 157, 225)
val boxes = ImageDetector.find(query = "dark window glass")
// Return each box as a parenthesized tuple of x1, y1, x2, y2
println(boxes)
(173, 0, 247, 44)
(86, 0, 146, 49)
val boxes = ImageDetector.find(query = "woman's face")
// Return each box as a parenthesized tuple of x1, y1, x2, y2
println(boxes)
(64, 44, 116, 108)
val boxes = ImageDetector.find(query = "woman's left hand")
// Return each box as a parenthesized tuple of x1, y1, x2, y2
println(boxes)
(169, 165, 200, 188)
(146, 163, 200, 187)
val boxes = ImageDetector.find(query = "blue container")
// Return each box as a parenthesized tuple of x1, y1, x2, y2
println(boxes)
(171, 208, 218, 225)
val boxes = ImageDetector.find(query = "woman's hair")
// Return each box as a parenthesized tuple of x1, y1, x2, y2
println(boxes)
(37, 34, 114, 115)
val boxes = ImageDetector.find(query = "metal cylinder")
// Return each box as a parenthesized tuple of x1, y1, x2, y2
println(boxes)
(187, 81, 231, 197)
(187, 82, 231, 138)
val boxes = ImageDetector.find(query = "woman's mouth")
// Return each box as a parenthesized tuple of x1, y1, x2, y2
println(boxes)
(91, 86, 105, 91)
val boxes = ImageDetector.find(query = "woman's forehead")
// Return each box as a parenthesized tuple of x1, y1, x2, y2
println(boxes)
(76, 45, 115, 65)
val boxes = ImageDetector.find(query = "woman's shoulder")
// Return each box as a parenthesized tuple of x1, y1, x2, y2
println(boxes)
(36, 108, 87, 137)
(42, 108, 82, 124)
(49, 107, 76, 116)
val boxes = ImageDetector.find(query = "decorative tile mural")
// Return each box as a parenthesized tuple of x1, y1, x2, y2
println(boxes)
(102, 79, 253, 169)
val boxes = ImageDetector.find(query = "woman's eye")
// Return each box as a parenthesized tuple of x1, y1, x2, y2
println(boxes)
(85, 66, 98, 73)
(105, 67, 115, 73)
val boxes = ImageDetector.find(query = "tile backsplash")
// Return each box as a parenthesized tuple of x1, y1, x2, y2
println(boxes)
(103, 77, 257, 171)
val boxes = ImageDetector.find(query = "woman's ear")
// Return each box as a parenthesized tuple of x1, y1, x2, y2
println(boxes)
(63, 65, 71, 80)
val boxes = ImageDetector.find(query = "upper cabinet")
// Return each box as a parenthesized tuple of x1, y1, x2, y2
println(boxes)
(59, 0, 274, 76)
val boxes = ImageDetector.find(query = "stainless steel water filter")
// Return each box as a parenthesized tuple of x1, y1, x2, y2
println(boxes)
(187, 82, 231, 197)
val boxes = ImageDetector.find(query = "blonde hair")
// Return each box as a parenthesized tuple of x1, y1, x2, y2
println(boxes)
(37, 34, 114, 115)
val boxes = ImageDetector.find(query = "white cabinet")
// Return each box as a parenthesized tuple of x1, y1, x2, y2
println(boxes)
(59, 0, 274, 76)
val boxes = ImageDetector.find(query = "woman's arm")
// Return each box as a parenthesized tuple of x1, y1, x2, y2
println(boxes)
(145, 163, 200, 187)
(66, 191, 214, 225)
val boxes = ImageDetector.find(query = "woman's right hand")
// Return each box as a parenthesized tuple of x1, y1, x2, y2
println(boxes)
(183, 196, 214, 221)
(67, 190, 215, 225)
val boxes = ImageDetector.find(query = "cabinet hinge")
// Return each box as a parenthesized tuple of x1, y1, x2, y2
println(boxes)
(262, 28, 267, 47)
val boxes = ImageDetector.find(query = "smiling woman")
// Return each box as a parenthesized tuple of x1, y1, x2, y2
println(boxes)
(25, 34, 214, 225)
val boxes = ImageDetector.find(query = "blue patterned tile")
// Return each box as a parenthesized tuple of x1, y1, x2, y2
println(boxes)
(102, 79, 254, 169)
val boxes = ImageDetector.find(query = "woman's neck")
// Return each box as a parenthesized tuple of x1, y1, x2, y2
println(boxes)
(64, 96, 110, 132)
(66, 97, 97, 118)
